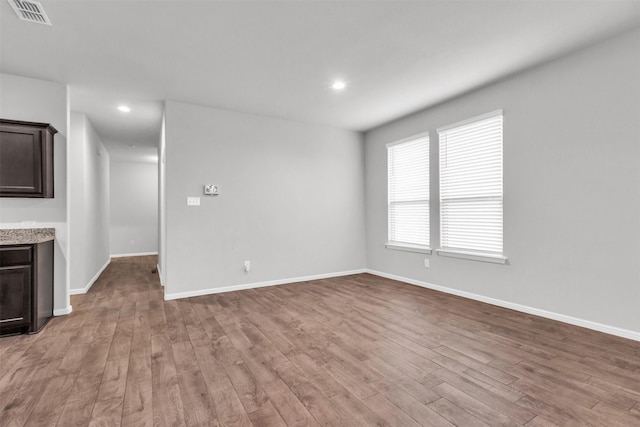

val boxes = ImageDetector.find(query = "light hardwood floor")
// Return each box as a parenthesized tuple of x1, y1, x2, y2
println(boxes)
(1, 255, 640, 426)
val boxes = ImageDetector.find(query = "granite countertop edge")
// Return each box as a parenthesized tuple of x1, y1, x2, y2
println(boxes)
(0, 228, 56, 245)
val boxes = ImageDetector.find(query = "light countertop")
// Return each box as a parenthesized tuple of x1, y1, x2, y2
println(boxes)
(0, 228, 55, 245)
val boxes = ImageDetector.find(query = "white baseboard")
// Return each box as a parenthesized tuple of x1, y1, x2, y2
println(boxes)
(54, 305, 73, 316)
(69, 259, 110, 295)
(164, 269, 367, 301)
(157, 263, 164, 287)
(111, 251, 158, 258)
(366, 269, 640, 342)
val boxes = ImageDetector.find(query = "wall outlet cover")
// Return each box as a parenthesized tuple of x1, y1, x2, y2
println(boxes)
(187, 197, 201, 206)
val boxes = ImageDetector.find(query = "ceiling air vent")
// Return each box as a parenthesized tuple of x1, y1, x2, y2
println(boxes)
(7, 0, 52, 25)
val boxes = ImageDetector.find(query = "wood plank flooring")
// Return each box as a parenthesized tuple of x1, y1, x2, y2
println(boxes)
(1, 255, 640, 426)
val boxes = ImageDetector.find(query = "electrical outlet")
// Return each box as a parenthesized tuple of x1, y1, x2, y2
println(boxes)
(244, 260, 251, 272)
(129, 240, 135, 246)
(424, 258, 430, 268)
(187, 197, 200, 206)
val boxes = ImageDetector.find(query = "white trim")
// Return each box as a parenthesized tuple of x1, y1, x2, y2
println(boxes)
(110, 251, 158, 258)
(157, 263, 164, 287)
(164, 269, 367, 301)
(385, 131, 430, 148)
(436, 249, 507, 264)
(69, 258, 110, 295)
(365, 269, 640, 342)
(386, 242, 432, 255)
(54, 305, 73, 316)
(436, 109, 503, 133)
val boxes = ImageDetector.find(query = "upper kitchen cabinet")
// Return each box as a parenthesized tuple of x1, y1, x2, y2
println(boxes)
(0, 119, 57, 198)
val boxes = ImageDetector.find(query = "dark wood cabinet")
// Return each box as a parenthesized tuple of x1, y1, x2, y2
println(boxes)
(0, 241, 53, 335)
(0, 265, 31, 331)
(0, 119, 57, 198)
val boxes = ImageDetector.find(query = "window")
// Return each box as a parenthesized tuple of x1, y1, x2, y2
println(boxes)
(386, 133, 430, 253)
(437, 110, 506, 263)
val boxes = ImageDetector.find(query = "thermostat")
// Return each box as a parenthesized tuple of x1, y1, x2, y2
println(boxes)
(204, 184, 219, 195)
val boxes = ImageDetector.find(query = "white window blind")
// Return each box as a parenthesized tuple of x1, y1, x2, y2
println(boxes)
(387, 133, 430, 249)
(438, 111, 503, 255)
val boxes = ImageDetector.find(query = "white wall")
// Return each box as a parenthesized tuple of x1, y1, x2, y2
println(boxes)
(0, 73, 70, 313)
(163, 101, 366, 298)
(158, 111, 166, 284)
(69, 112, 110, 293)
(110, 160, 158, 256)
(364, 30, 640, 335)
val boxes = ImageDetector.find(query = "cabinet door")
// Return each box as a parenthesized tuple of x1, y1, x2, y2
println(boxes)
(0, 124, 44, 196)
(0, 265, 32, 331)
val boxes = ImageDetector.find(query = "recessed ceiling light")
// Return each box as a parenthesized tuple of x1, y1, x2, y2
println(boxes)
(331, 81, 346, 91)
(118, 105, 131, 113)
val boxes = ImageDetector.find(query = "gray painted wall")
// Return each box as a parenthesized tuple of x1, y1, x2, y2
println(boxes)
(69, 112, 111, 292)
(0, 73, 70, 313)
(110, 161, 158, 256)
(163, 101, 366, 297)
(364, 30, 640, 333)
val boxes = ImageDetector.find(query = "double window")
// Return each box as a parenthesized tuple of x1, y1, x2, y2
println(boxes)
(387, 110, 505, 263)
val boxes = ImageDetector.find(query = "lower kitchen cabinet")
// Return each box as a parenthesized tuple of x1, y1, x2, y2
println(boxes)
(0, 240, 53, 336)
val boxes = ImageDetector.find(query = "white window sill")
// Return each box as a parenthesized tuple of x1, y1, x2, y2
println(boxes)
(436, 249, 507, 264)
(385, 242, 432, 255)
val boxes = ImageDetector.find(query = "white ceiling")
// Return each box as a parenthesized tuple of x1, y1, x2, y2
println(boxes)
(1, 1, 639, 162)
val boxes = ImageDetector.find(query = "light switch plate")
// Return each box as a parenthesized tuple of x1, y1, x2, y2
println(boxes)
(204, 184, 219, 195)
(187, 197, 200, 206)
